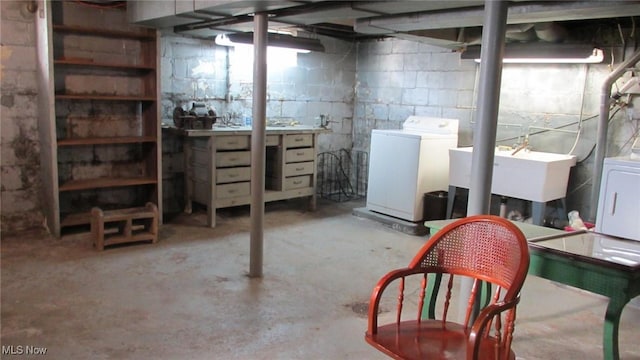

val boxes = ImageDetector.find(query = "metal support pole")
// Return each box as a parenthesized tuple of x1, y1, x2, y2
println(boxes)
(461, 0, 508, 322)
(589, 49, 640, 221)
(249, 13, 268, 278)
(467, 0, 508, 217)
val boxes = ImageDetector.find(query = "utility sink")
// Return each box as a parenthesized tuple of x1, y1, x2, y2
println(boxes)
(449, 147, 577, 202)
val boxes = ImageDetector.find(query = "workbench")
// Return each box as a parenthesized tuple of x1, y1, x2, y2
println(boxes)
(181, 125, 327, 227)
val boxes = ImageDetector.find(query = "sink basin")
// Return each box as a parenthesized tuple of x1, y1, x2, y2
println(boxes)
(449, 147, 577, 202)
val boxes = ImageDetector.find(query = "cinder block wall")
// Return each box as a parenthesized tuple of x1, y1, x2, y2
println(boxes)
(1, 1, 43, 234)
(353, 39, 477, 151)
(159, 32, 356, 152)
(3, 0, 637, 232)
(354, 37, 638, 220)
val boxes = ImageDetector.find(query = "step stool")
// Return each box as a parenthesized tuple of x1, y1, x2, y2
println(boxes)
(91, 202, 159, 251)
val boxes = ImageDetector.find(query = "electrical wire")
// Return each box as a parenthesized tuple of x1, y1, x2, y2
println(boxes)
(567, 18, 639, 198)
(566, 176, 592, 196)
(567, 64, 590, 155)
(566, 116, 583, 155)
(574, 106, 622, 163)
(486, 114, 597, 146)
(615, 122, 640, 155)
(472, 104, 623, 164)
(332, 40, 356, 65)
(618, 22, 626, 62)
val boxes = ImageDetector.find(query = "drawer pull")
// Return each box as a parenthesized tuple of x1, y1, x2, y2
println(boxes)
(228, 189, 236, 194)
(293, 180, 302, 185)
(227, 141, 238, 145)
(295, 167, 304, 171)
(228, 174, 238, 178)
(296, 152, 305, 156)
(294, 138, 304, 142)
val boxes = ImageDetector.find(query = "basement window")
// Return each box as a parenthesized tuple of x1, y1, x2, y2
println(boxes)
(231, 43, 299, 70)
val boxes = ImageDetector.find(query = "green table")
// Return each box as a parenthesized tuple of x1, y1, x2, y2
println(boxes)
(424, 220, 640, 360)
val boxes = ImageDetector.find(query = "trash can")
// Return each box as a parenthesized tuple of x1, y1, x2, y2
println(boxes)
(424, 191, 448, 221)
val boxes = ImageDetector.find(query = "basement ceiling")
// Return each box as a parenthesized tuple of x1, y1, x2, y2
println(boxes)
(128, 0, 640, 49)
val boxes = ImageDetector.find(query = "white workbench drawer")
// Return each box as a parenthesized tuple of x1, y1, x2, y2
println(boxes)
(217, 167, 251, 184)
(285, 134, 313, 148)
(216, 182, 250, 199)
(216, 135, 250, 150)
(284, 175, 311, 190)
(285, 148, 314, 163)
(284, 161, 314, 177)
(216, 151, 251, 167)
(266, 135, 280, 146)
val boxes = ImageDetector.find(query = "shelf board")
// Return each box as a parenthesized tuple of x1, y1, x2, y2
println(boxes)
(52, 24, 155, 40)
(104, 233, 156, 246)
(55, 93, 156, 101)
(59, 210, 155, 228)
(59, 177, 158, 192)
(54, 59, 155, 71)
(60, 212, 91, 227)
(58, 136, 157, 146)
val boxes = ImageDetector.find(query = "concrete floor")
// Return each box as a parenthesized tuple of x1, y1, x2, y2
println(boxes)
(1, 199, 639, 359)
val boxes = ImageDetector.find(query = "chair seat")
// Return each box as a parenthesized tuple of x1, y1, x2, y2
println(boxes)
(365, 320, 516, 360)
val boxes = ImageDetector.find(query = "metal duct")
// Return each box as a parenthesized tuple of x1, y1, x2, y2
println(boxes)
(534, 22, 568, 42)
(461, 22, 567, 46)
(505, 23, 536, 42)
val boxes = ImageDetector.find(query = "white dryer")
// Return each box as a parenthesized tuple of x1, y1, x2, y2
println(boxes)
(596, 156, 640, 241)
(366, 116, 459, 221)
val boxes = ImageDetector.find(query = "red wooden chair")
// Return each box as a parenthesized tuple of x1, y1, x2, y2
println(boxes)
(365, 215, 530, 360)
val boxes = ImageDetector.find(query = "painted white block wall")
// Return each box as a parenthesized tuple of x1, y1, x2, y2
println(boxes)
(3, 2, 638, 233)
(160, 32, 356, 152)
(354, 37, 638, 221)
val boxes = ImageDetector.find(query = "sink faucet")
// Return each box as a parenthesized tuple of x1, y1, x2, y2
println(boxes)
(511, 135, 530, 155)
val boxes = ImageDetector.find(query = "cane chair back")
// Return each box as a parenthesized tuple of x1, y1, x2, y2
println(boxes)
(365, 215, 530, 360)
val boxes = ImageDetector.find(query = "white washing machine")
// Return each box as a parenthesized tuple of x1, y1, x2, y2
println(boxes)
(366, 116, 459, 221)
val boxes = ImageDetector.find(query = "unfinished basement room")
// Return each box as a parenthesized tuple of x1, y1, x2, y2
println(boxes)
(1, 0, 639, 359)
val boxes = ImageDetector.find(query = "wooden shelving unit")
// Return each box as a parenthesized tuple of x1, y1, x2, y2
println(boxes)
(52, 24, 156, 40)
(54, 94, 157, 101)
(54, 59, 155, 71)
(37, 1, 162, 237)
(57, 136, 157, 146)
(58, 177, 159, 192)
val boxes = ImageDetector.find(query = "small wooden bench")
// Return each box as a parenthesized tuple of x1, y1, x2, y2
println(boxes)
(91, 202, 159, 251)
